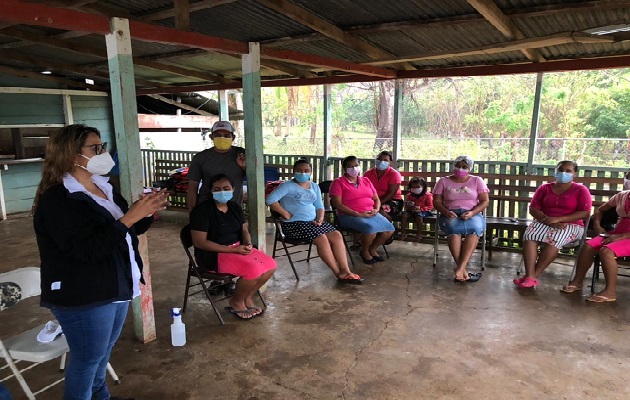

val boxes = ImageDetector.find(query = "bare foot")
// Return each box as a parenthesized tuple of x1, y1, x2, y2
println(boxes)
(454, 269, 469, 281)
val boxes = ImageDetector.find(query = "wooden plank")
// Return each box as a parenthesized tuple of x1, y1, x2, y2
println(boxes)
(0, 87, 108, 96)
(174, 0, 190, 31)
(10, 128, 24, 159)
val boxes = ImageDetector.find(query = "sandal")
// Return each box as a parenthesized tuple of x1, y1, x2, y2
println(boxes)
(224, 306, 254, 320)
(513, 276, 525, 286)
(517, 277, 539, 288)
(337, 273, 364, 285)
(586, 294, 617, 303)
(247, 306, 265, 317)
(560, 284, 582, 294)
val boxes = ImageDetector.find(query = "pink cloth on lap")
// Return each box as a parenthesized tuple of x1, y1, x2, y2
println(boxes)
(585, 218, 630, 257)
(218, 243, 276, 279)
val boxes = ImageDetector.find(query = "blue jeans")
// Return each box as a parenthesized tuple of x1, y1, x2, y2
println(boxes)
(52, 302, 129, 400)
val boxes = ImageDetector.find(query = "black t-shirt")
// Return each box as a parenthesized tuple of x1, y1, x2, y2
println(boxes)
(189, 200, 245, 271)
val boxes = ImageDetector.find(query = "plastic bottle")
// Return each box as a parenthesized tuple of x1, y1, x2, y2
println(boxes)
(170, 307, 186, 347)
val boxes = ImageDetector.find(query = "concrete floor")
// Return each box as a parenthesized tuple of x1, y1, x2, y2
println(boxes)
(2, 211, 630, 400)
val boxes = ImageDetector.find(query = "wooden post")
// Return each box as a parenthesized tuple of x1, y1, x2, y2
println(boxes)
(323, 84, 332, 181)
(393, 79, 403, 169)
(106, 17, 156, 343)
(62, 95, 73, 124)
(10, 129, 24, 159)
(242, 43, 265, 252)
(218, 90, 229, 121)
(527, 72, 544, 175)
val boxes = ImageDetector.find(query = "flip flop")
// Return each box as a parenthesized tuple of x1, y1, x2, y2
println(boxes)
(337, 273, 364, 285)
(513, 277, 525, 285)
(224, 306, 254, 320)
(560, 284, 583, 293)
(517, 277, 539, 288)
(247, 306, 265, 317)
(586, 294, 617, 303)
(454, 272, 482, 283)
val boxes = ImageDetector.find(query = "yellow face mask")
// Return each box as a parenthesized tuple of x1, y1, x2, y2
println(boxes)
(212, 137, 233, 151)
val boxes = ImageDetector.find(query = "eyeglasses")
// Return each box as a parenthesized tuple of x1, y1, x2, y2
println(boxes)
(82, 142, 107, 155)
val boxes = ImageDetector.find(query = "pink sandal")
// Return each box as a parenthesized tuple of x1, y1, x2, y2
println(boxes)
(518, 277, 539, 288)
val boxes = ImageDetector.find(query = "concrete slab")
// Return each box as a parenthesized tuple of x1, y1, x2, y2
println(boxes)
(2, 211, 630, 399)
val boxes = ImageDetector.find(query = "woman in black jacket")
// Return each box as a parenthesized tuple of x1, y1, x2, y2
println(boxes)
(33, 124, 168, 400)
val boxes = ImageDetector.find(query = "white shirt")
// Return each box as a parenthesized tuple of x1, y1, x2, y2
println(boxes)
(63, 174, 141, 299)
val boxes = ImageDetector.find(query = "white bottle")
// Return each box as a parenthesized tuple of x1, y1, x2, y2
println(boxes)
(170, 307, 186, 347)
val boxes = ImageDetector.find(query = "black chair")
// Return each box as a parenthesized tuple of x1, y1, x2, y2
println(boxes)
(590, 208, 630, 293)
(180, 225, 266, 325)
(320, 180, 390, 264)
(270, 210, 317, 281)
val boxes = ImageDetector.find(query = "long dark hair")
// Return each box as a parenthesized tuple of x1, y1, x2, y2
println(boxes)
(293, 157, 312, 171)
(33, 124, 100, 211)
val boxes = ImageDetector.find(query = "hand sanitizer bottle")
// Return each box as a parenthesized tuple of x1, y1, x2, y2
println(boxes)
(171, 308, 186, 347)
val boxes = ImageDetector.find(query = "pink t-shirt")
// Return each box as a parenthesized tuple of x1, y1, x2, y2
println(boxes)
(433, 175, 489, 211)
(363, 167, 403, 200)
(329, 176, 377, 214)
(607, 190, 630, 219)
(529, 182, 592, 226)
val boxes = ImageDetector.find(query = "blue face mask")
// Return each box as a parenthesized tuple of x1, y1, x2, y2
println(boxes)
(294, 172, 310, 183)
(375, 160, 390, 171)
(212, 190, 233, 204)
(555, 171, 573, 184)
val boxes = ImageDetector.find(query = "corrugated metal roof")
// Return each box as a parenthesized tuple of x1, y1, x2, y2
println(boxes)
(0, 0, 628, 92)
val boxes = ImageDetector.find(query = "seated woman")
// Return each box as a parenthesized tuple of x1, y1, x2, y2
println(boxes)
(330, 156, 395, 264)
(433, 155, 489, 283)
(190, 173, 276, 320)
(561, 170, 630, 302)
(514, 160, 592, 289)
(265, 157, 363, 284)
(363, 150, 403, 222)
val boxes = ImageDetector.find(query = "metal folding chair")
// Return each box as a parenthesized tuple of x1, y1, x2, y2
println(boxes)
(433, 211, 487, 270)
(270, 211, 318, 281)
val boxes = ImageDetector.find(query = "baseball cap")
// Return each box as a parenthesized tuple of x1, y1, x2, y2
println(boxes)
(211, 121, 235, 134)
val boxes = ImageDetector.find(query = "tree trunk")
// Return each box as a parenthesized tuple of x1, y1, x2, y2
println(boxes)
(374, 81, 395, 151)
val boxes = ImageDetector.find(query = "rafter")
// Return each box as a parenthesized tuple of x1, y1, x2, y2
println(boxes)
(0, 64, 105, 90)
(147, 94, 213, 116)
(174, 0, 190, 30)
(140, 0, 237, 22)
(467, 0, 545, 62)
(365, 32, 616, 65)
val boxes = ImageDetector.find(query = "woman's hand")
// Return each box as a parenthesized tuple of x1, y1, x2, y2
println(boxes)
(593, 225, 607, 235)
(359, 209, 378, 218)
(312, 218, 324, 226)
(459, 211, 474, 220)
(120, 190, 169, 228)
(236, 152, 246, 169)
(445, 211, 457, 219)
(281, 211, 292, 220)
(231, 244, 252, 255)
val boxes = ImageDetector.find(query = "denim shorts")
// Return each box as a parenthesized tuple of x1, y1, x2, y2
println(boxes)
(438, 208, 485, 236)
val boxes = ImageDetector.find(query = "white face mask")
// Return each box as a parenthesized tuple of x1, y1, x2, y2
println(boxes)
(77, 152, 115, 176)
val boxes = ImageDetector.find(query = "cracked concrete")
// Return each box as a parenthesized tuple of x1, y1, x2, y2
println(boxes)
(2, 210, 630, 399)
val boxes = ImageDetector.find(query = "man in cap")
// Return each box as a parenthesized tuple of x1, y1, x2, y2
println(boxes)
(187, 120, 246, 210)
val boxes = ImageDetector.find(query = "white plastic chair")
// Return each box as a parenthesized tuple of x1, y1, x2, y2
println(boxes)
(0, 267, 120, 399)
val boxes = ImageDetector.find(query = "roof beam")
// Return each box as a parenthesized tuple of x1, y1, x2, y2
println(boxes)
(0, 49, 172, 88)
(366, 32, 616, 65)
(147, 94, 213, 116)
(140, 0, 237, 22)
(0, 27, 233, 83)
(174, 0, 190, 30)
(0, 64, 105, 90)
(467, 0, 545, 62)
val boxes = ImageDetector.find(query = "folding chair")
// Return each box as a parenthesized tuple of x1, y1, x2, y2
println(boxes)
(180, 225, 267, 325)
(432, 212, 487, 270)
(0, 267, 119, 400)
(516, 216, 591, 276)
(270, 211, 317, 281)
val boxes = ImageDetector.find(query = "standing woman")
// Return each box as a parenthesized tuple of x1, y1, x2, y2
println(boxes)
(266, 158, 363, 283)
(363, 150, 404, 222)
(433, 155, 489, 282)
(329, 156, 395, 264)
(514, 160, 592, 288)
(33, 124, 169, 400)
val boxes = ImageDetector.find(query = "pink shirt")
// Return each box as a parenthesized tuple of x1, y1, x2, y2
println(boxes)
(329, 176, 377, 214)
(605, 190, 630, 219)
(433, 175, 489, 211)
(363, 167, 402, 200)
(530, 182, 592, 226)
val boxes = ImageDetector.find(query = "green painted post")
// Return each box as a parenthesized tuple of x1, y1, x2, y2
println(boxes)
(323, 84, 332, 182)
(393, 79, 403, 170)
(242, 43, 266, 251)
(106, 17, 156, 343)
